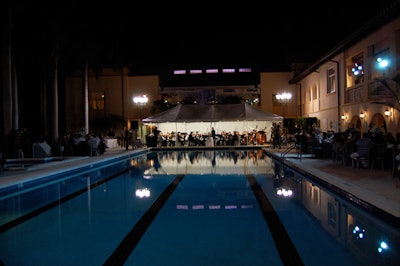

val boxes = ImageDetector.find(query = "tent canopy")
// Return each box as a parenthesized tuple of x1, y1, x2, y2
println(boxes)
(142, 104, 283, 123)
(142, 104, 283, 140)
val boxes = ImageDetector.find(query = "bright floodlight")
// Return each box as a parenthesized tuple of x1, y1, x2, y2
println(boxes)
(377, 57, 389, 69)
(133, 95, 148, 104)
(276, 92, 292, 103)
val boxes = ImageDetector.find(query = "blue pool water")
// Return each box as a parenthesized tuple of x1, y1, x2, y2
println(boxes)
(0, 149, 399, 265)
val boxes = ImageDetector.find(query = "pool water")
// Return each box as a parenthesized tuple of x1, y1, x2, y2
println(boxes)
(0, 150, 398, 265)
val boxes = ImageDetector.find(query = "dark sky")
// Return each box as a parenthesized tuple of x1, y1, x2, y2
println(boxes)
(10, 0, 400, 74)
(115, 0, 400, 72)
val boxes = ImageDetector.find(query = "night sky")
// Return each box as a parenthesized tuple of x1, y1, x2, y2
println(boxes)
(3, 0, 400, 141)
(8, 0, 400, 74)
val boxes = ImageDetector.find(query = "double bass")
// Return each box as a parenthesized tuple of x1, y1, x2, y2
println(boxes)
(256, 130, 267, 145)
(249, 130, 257, 144)
(249, 129, 267, 145)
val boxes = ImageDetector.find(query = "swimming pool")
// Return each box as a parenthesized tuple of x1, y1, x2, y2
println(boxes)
(0, 149, 399, 265)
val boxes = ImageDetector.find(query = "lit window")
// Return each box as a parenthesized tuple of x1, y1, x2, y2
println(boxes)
(348, 53, 364, 85)
(206, 69, 218, 73)
(351, 63, 363, 76)
(189, 69, 202, 74)
(239, 68, 251, 72)
(222, 68, 235, 73)
(327, 68, 336, 94)
(174, 70, 186, 75)
(90, 91, 104, 110)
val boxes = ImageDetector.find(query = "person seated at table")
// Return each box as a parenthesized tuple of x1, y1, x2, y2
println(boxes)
(107, 128, 116, 138)
(98, 133, 107, 155)
(124, 127, 131, 150)
(350, 133, 373, 168)
(385, 132, 396, 147)
(87, 133, 100, 156)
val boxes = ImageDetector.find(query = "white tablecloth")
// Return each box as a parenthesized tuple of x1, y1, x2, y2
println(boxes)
(105, 138, 118, 148)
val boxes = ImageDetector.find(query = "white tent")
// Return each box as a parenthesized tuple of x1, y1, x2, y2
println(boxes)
(142, 104, 283, 141)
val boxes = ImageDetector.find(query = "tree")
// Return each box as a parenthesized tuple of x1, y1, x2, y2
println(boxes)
(371, 74, 400, 110)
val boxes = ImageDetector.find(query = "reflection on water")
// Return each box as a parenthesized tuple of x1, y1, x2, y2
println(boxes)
(142, 150, 400, 265)
(2, 149, 399, 265)
(272, 160, 400, 266)
(145, 150, 273, 175)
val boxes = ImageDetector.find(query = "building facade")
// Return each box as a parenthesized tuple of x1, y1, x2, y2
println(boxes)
(64, 10, 400, 139)
(283, 15, 400, 135)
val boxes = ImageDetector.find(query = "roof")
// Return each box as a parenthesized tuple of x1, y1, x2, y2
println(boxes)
(289, 1, 400, 84)
(142, 104, 283, 123)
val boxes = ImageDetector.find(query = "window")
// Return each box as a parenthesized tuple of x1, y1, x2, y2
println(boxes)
(238, 68, 251, 73)
(222, 68, 235, 73)
(311, 186, 320, 205)
(328, 201, 338, 227)
(372, 42, 390, 79)
(173, 70, 186, 75)
(206, 69, 218, 74)
(313, 84, 318, 100)
(347, 53, 364, 85)
(189, 69, 202, 74)
(327, 68, 336, 94)
(90, 91, 104, 110)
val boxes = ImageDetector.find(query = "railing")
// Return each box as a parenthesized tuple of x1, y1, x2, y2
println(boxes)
(281, 144, 302, 159)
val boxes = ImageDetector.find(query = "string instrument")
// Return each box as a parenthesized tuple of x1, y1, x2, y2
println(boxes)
(248, 130, 267, 145)
(249, 131, 257, 144)
(256, 131, 267, 145)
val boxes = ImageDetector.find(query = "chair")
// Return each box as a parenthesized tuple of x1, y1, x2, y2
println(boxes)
(370, 143, 385, 170)
(351, 138, 373, 169)
(311, 138, 323, 158)
(342, 142, 354, 166)
(331, 141, 344, 164)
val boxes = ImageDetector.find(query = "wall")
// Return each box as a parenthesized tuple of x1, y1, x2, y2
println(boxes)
(65, 68, 160, 134)
(260, 72, 296, 118)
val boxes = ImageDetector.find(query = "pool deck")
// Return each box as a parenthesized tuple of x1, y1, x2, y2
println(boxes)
(1, 145, 399, 222)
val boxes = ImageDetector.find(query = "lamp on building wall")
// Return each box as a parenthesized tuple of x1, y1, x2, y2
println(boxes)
(384, 109, 391, 117)
(377, 57, 390, 77)
(341, 114, 347, 121)
(133, 95, 148, 141)
(359, 112, 366, 119)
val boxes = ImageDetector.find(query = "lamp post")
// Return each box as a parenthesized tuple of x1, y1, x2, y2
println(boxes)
(133, 95, 148, 142)
(275, 92, 292, 119)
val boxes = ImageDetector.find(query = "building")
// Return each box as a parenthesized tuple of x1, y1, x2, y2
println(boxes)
(64, 3, 400, 140)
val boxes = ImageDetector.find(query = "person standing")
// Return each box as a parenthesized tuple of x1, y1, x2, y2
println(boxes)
(124, 127, 131, 150)
(273, 124, 281, 149)
(211, 127, 216, 145)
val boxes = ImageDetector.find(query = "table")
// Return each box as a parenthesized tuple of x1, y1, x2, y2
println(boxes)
(105, 138, 118, 148)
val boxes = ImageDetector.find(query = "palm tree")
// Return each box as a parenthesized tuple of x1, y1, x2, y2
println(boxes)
(372, 74, 400, 111)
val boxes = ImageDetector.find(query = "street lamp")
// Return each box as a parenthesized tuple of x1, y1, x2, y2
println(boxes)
(275, 92, 292, 119)
(133, 95, 148, 142)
